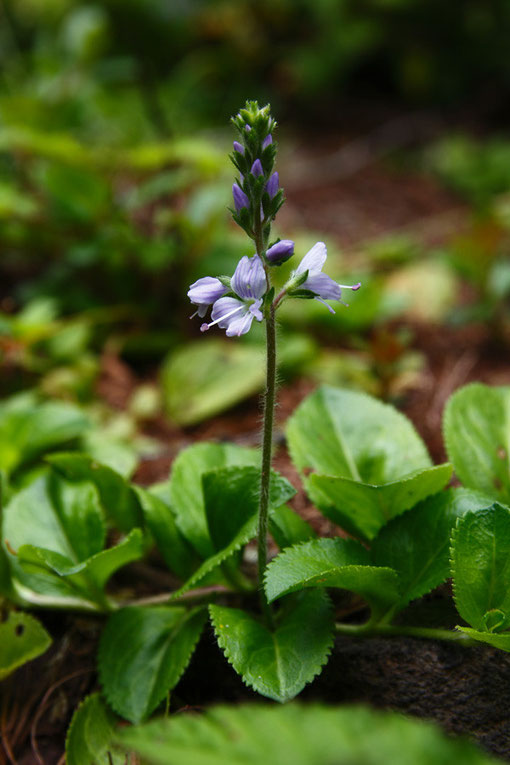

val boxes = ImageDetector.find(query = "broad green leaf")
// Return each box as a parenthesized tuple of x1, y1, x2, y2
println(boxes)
(0, 399, 88, 476)
(210, 591, 334, 702)
(457, 627, 510, 651)
(264, 538, 399, 618)
(287, 386, 431, 484)
(48, 452, 142, 532)
(134, 486, 197, 579)
(451, 503, 510, 631)
(372, 488, 495, 615)
(168, 442, 259, 558)
(99, 606, 207, 723)
(0, 611, 52, 680)
(81, 431, 137, 478)
(269, 505, 316, 549)
(66, 693, 123, 765)
(162, 340, 266, 426)
(117, 703, 499, 765)
(172, 467, 296, 599)
(444, 383, 510, 503)
(309, 464, 452, 540)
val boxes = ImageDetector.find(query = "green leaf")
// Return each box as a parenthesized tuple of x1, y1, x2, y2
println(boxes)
(117, 702, 499, 765)
(269, 505, 316, 549)
(66, 693, 122, 765)
(162, 340, 266, 426)
(168, 442, 259, 558)
(444, 383, 510, 503)
(372, 488, 495, 614)
(309, 464, 452, 540)
(264, 538, 400, 618)
(457, 627, 510, 651)
(134, 486, 197, 579)
(172, 467, 295, 599)
(0, 611, 52, 680)
(287, 386, 432, 483)
(48, 452, 142, 532)
(209, 591, 334, 702)
(451, 503, 510, 631)
(99, 606, 207, 723)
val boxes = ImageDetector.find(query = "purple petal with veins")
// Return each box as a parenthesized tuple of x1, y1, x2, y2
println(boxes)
(231, 254, 266, 300)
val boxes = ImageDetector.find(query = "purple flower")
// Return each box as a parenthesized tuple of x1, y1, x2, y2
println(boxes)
(233, 141, 244, 154)
(232, 183, 249, 211)
(201, 254, 266, 337)
(262, 134, 272, 149)
(188, 277, 228, 318)
(266, 239, 294, 265)
(251, 159, 264, 177)
(266, 172, 279, 199)
(293, 242, 361, 313)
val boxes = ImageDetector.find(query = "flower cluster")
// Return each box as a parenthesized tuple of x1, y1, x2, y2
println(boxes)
(187, 101, 361, 337)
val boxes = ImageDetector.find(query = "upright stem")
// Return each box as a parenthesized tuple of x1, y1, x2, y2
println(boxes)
(258, 300, 277, 624)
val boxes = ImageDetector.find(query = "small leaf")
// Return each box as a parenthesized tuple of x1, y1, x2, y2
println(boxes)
(444, 383, 510, 503)
(0, 611, 52, 680)
(264, 538, 399, 618)
(457, 627, 510, 651)
(269, 505, 316, 549)
(99, 606, 206, 723)
(162, 340, 265, 426)
(309, 464, 452, 540)
(372, 488, 495, 614)
(168, 442, 259, 558)
(66, 693, 122, 765)
(451, 503, 510, 631)
(209, 590, 334, 702)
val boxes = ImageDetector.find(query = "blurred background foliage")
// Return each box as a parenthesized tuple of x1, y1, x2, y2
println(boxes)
(1, 0, 510, 425)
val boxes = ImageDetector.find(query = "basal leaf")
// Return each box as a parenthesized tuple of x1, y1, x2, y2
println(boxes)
(444, 383, 510, 503)
(372, 488, 495, 615)
(117, 702, 499, 765)
(99, 606, 207, 723)
(209, 590, 334, 702)
(269, 505, 316, 549)
(457, 627, 510, 651)
(451, 503, 510, 631)
(264, 538, 399, 618)
(168, 442, 259, 558)
(66, 693, 122, 765)
(0, 611, 52, 680)
(309, 464, 452, 540)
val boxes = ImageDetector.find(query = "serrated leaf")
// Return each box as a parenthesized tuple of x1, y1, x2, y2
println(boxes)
(209, 591, 334, 702)
(172, 467, 295, 599)
(66, 693, 123, 765)
(134, 486, 197, 579)
(372, 488, 495, 616)
(162, 340, 266, 426)
(451, 503, 510, 631)
(264, 538, 399, 618)
(444, 383, 510, 503)
(116, 702, 499, 765)
(0, 611, 52, 679)
(457, 627, 510, 651)
(99, 606, 206, 723)
(309, 464, 452, 541)
(269, 505, 316, 549)
(168, 442, 259, 558)
(48, 452, 142, 532)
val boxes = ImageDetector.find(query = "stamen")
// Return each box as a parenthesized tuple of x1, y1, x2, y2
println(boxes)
(200, 303, 244, 332)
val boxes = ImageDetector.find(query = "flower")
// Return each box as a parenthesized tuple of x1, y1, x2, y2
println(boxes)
(266, 172, 279, 199)
(291, 242, 361, 313)
(266, 239, 294, 265)
(188, 277, 228, 318)
(200, 254, 266, 336)
(232, 183, 249, 211)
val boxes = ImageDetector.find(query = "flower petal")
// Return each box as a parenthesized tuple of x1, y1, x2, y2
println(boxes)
(296, 242, 327, 275)
(188, 277, 227, 307)
(210, 296, 245, 325)
(302, 272, 342, 302)
(225, 310, 255, 337)
(231, 255, 266, 300)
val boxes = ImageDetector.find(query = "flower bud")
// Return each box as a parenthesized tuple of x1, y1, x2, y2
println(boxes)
(262, 134, 272, 149)
(232, 183, 249, 211)
(233, 141, 244, 154)
(266, 239, 294, 265)
(266, 171, 279, 199)
(251, 159, 264, 177)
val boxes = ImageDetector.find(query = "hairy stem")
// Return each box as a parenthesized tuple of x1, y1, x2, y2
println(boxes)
(335, 622, 476, 645)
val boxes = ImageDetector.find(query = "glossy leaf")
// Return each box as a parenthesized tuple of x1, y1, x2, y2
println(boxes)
(99, 606, 207, 723)
(451, 503, 510, 631)
(168, 442, 259, 558)
(0, 611, 52, 680)
(66, 693, 122, 765)
(444, 383, 510, 503)
(264, 538, 400, 618)
(309, 463, 452, 540)
(210, 591, 333, 702)
(372, 488, 495, 614)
